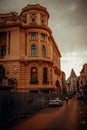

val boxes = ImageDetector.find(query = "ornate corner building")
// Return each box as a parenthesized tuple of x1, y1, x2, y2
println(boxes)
(0, 4, 62, 93)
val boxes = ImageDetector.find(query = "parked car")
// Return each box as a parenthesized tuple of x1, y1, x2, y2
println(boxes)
(49, 97, 63, 107)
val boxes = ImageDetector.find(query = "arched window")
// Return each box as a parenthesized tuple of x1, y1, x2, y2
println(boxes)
(1, 45, 6, 56)
(43, 67, 48, 84)
(31, 45, 36, 56)
(41, 14, 46, 25)
(0, 32, 6, 56)
(42, 46, 46, 57)
(0, 65, 5, 79)
(30, 67, 38, 84)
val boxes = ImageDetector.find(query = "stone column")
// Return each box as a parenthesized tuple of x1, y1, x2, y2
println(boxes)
(38, 32, 41, 57)
(25, 33, 27, 56)
(46, 35, 49, 57)
(27, 33, 29, 56)
(6, 32, 10, 55)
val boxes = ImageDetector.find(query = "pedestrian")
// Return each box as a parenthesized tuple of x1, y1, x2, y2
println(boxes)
(65, 96, 68, 106)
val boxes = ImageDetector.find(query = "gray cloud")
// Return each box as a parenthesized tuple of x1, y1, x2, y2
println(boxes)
(67, 0, 87, 26)
(61, 51, 87, 78)
(0, 0, 86, 52)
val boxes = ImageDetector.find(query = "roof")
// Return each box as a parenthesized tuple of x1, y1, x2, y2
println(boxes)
(70, 68, 77, 78)
(21, 4, 49, 18)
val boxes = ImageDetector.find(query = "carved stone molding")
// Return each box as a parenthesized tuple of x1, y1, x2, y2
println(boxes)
(13, 66, 18, 74)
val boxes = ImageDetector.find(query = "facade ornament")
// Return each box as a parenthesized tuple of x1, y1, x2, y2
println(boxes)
(0, 12, 18, 23)
(19, 15, 27, 23)
(13, 66, 18, 74)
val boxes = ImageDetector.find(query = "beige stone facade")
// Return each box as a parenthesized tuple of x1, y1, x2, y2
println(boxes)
(0, 4, 62, 93)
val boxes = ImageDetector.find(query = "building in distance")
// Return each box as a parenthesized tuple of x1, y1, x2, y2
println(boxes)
(66, 68, 77, 93)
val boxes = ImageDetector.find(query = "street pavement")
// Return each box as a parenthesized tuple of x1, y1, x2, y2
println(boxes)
(1, 96, 87, 130)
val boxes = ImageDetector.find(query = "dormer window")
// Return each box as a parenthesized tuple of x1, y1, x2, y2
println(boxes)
(32, 18, 35, 23)
(42, 20, 44, 24)
(30, 12, 36, 24)
(41, 14, 46, 25)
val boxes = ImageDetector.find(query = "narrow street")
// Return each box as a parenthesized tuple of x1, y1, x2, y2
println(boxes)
(7, 97, 87, 130)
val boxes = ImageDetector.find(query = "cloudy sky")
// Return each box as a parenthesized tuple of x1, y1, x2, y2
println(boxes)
(0, 0, 87, 79)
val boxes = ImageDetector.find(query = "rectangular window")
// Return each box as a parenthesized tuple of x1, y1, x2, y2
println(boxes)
(32, 49, 36, 56)
(42, 20, 44, 24)
(0, 32, 6, 56)
(31, 33, 36, 40)
(41, 34, 45, 41)
(1, 45, 6, 56)
(43, 68, 48, 84)
(31, 45, 36, 56)
(42, 46, 46, 57)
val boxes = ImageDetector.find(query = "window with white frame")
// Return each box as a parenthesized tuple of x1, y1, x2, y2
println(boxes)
(42, 46, 46, 57)
(31, 33, 36, 40)
(41, 34, 45, 41)
(31, 45, 36, 56)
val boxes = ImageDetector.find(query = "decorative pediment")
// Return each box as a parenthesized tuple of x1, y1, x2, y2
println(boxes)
(0, 12, 18, 23)
(0, 11, 27, 24)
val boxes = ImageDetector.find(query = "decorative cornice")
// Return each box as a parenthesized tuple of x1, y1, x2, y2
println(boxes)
(0, 23, 52, 35)
(20, 58, 53, 65)
(24, 24, 52, 34)
(0, 22, 22, 28)
(0, 12, 18, 17)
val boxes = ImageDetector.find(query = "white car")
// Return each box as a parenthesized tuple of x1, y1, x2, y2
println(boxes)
(49, 98, 63, 107)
